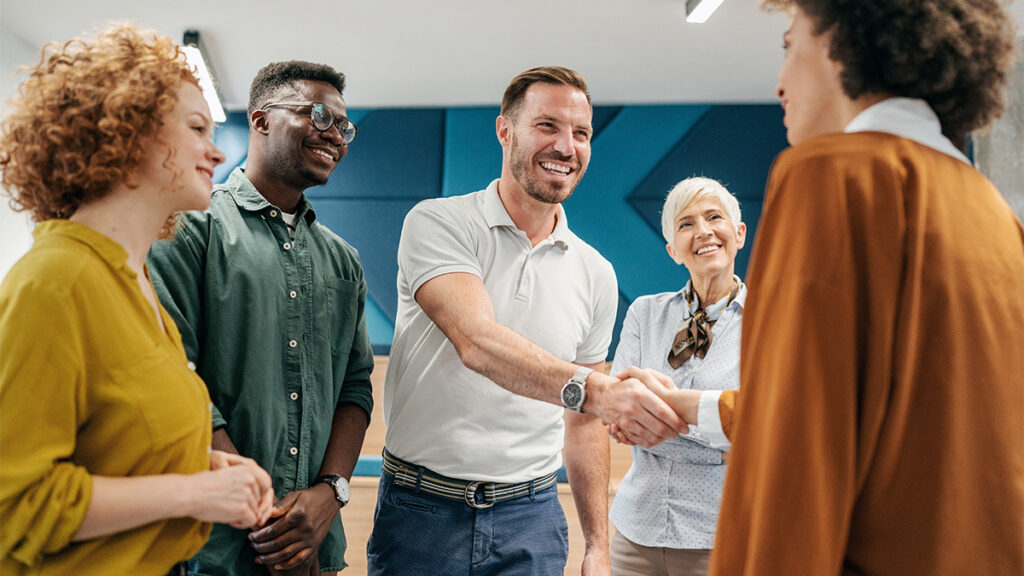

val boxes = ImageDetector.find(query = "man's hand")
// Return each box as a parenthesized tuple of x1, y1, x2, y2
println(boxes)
(267, 553, 320, 576)
(607, 367, 706, 446)
(584, 370, 686, 447)
(581, 547, 611, 576)
(248, 484, 339, 571)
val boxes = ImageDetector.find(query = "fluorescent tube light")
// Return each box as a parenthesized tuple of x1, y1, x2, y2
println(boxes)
(686, 0, 726, 23)
(182, 31, 226, 122)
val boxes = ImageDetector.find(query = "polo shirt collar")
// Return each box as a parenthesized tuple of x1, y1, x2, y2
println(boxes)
(481, 179, 571, 251)
(224, 167, 318, 223)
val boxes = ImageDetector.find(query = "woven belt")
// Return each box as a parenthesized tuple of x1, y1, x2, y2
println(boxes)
(382, 449, 558, 509)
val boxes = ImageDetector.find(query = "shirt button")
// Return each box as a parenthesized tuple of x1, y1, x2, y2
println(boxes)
(289, 447, 298, 456)
(289, 392, 299, 400)
(270, 209, 278, 217)
(289, 290, 297, 299)
(288, 339, 298, 348)
(187, 361, 197, 371)
(283, 242, 292, 250)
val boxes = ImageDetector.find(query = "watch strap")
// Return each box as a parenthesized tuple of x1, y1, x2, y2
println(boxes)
(562, 366, 594, 413)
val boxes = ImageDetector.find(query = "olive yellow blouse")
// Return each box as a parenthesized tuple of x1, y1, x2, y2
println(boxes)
(0, 220, 213, 575)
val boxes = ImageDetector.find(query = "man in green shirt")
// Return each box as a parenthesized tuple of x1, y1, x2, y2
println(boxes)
(148, 61, 373, 576)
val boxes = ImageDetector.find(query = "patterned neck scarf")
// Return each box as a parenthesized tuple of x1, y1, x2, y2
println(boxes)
(668, 277, 740, 369)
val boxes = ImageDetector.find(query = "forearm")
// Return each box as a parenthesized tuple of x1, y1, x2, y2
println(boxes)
(563, 412, 611, 555)
(318, 403, 369, 480)
(72, 474, 192, 541)
(457, 321, 581, 405)
(212, 427, 240, 455)
(418, 273, 683, 446)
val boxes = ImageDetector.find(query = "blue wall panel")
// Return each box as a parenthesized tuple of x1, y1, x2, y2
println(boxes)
(566, 105, 711, 302)
(443, 107, 502, 197)
(311, 109, 446, 200)
(213, 103, 788, 355)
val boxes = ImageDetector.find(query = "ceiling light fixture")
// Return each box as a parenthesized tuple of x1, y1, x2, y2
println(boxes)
(685, 0, 726, 23)
(182, 30, 226, 122)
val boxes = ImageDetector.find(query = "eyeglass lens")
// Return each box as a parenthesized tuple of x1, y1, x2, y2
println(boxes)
(311, 104, 356, 144)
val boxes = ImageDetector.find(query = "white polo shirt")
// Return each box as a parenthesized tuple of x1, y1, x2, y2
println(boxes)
(383, 179, 618, 482)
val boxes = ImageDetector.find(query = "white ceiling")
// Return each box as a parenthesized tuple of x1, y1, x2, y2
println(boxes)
(2, 0, 1023, 111)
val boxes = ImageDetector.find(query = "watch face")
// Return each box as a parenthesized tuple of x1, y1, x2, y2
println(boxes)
(319, 475, 350, 505)
(562, 383, 583, 408)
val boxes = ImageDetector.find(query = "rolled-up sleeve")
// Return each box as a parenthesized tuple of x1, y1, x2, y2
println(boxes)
(0, 280, 93, 566)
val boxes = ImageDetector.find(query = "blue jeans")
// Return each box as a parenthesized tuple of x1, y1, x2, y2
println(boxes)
(366, 472, 569, 575)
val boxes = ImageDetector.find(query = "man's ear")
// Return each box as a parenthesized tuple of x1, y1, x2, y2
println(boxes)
(250, 110, 270, 135)
(496, 114, 512, 148)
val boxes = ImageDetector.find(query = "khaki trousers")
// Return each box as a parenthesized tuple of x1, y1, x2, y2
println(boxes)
(610, 529, 710, 576)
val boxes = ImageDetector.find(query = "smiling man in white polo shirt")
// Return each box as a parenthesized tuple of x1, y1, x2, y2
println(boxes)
(366, 66, 685, 576)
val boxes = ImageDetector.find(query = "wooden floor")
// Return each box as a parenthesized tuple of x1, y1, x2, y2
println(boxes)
(341, 357, 633, 575)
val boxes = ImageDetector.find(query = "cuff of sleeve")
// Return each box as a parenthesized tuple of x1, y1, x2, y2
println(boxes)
(698, 390, 731, 450)
(211, 405, 227, 430)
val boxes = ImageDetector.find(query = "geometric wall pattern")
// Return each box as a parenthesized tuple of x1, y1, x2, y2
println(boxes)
(212, 104, 789, 354)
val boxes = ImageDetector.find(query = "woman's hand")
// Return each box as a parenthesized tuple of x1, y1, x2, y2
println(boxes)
(607, 366, 703, 445)
(182, 451, 274, 528)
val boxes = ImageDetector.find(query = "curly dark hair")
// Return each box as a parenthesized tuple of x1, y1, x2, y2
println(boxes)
(500, 66, 592, 121)
(247, 61, 346, 117)
(762, 0, 1018, 141)
(0, 22, 197, 223)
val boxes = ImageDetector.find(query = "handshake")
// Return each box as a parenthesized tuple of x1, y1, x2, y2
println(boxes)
(582, 366, 704, 448)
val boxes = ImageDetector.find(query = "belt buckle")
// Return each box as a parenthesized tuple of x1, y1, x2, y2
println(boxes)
(464, 481, 494, 509)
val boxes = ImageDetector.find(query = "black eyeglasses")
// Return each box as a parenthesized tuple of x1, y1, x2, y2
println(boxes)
(261, 102, 359, 144)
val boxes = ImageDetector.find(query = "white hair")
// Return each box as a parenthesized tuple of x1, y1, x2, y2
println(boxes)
(660, 177, 742, 243)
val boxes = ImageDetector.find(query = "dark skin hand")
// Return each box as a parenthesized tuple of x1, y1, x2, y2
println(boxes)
(266, 553, 320, 576)
(242, 404, 367, 572)
(250, 483, 339, 570)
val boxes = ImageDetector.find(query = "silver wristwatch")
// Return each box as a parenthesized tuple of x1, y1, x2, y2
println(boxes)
(560, 366, 594, 413)
(313, 474, 350, 507)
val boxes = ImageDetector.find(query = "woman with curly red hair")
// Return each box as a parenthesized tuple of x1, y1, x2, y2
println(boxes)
(0, 23, 274, 576)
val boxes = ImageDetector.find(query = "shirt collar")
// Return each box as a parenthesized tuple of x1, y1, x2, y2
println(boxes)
(224, 167, 317, 223)
(481, 179, 571, 251)
(34, 219, 133, 276)
(844, 97, 970, 165)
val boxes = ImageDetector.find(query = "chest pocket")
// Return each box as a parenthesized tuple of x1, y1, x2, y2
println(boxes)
(324, 276, 359, 357)
(109, 348, 209, 449)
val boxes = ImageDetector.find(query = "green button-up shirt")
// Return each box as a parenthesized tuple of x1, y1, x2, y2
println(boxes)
(148, 168, 373, 575)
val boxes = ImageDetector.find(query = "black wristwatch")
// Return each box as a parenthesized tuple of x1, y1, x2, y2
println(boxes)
(560, 366, 594, 413)
(313, 474, 350, 508)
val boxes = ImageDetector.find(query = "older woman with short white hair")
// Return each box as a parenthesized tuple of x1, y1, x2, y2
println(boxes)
(608, 176, 746, 576)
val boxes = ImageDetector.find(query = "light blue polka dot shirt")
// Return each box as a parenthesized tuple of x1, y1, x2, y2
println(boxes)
(609, 279, 745, 549)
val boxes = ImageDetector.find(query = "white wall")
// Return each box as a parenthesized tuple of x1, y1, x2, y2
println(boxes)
(0, 25, 37, 280)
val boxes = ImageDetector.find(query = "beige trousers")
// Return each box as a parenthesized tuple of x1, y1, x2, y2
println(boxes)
(610, 529, 710, 576)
